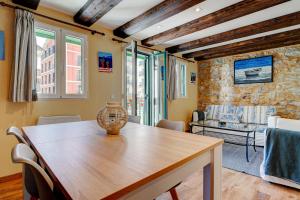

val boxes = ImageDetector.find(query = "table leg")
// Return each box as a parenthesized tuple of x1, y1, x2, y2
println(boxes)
(203, 145, 222, 200)
(253, 131, 256, 152)
(246, 132, 250, 162)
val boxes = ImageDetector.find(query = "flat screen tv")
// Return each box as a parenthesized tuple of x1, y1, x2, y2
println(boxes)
(234, 55, 273, 84)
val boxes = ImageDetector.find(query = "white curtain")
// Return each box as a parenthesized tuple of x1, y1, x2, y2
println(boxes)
(10, 9, 37, 102)
(167, 56, 177, 101)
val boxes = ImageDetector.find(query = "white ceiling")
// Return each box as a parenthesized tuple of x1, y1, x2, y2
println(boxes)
(40, 0, 88, 15)
(39, 0, 300, 54)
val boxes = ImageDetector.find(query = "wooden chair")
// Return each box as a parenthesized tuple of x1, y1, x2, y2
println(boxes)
(12, 143, 56, 200)
(156, 119, 185, 132)
(37, 115, 81, 125)
(128, 115, 141, 124)
(7, 127, 39, 200)
(156, 119, 185, 200)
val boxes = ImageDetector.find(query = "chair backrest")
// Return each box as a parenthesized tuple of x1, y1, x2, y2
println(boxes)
(6, 126, 28, 145)
(7, 127, 39, 198)
(12, 144, 55, 200)
(156, 120, 185, 132)
(37, 115, 81, 125)
(128, 115, 141, 124)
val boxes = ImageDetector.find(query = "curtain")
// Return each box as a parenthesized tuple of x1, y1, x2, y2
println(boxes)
(175, 59, 187, 98)
(167, 56, 177, 101)
(10, 9, 37, 102)
(175, 60, 181, 99)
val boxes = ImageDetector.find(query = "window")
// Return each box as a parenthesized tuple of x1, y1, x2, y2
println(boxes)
(65, 35, 84, 95)
(35, 22, 87, 99)
(175, 61, 187, 98)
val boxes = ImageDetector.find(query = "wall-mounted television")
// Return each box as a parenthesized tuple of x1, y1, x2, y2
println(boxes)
(234, 55, 273, 84)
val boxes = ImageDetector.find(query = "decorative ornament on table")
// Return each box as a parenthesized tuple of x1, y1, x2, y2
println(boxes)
(97, 96, 128, 135)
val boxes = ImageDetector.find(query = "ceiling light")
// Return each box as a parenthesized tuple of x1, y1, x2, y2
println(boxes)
(157, 25, 162, 29)
(195, 7, 201, 12)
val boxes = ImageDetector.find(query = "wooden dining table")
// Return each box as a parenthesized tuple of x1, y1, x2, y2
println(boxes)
(22, 121, 223, 200)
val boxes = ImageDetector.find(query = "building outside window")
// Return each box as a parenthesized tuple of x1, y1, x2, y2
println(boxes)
(35, 22, 87, 99)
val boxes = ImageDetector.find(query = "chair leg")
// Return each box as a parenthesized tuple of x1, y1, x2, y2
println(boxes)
(169, 188, 179, 200)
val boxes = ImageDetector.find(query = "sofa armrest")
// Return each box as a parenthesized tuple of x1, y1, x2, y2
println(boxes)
(267, 116, 280, 128)
(276, 118, 300, 132)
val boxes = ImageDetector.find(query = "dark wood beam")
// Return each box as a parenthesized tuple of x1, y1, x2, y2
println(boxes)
(185, 28, 300, 58)
(142, 0, 290, 46)
(113, 0, 204, 38)
(12, 0, 40, 10)
(74, 0, 122, 27)
(183, 29, 300, 61)
(167, 11, 300, 54)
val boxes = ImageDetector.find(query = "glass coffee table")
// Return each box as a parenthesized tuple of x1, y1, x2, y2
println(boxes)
(189, 121, 257, 162)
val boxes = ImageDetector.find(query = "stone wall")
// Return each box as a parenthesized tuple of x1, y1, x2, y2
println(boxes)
(198, 44, 300, 119)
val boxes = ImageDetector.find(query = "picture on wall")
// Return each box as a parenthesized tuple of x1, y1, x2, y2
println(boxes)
(98, 51, 112, 72)
(234, 55, 273, 84)
(190, 72, 196, 84)
(0, 31, 4, 60)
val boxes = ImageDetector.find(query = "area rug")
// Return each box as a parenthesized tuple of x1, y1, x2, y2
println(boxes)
(200, 130, 264, 177)
(222, 143, 264, 177)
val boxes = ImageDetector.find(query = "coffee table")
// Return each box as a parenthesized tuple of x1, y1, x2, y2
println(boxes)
(189, 121, 257, 162)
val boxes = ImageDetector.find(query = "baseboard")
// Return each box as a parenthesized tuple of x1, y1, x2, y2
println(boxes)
(0, 173, 22, 183)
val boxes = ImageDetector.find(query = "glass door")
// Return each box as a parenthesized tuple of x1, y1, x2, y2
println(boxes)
(124, 46, 151, 125)
(123, 43, 167, 126)
(136, 52, 150, 125)
(152, 52, 167, 125)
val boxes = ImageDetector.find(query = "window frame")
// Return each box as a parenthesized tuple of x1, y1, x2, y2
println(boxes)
(35, 22, 61, 99)
(61, 29, 88, 99)
(35, 22, 88, 100)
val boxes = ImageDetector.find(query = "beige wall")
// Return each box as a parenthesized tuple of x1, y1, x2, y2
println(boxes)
(0, 4, 197, 177)
(168, 61, 198, 129)
(198, 44, 300, 119)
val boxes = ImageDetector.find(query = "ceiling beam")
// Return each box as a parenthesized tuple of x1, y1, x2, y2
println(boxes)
(12, 0, 40, 10)
(184, 29, 300, 61)
(141, 0, 290, 46)
(167, 11, 300, 54)
(74, 0, 123, 27)
(113, 0, 204, 38)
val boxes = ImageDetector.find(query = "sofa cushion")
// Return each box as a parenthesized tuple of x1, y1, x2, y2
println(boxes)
(205, 105, 276, 125)
(247, 106, 261, 124)
(236, 106, 244, 118)
(219, 113, 241, 123)
(212, 105, 224, 120)
(223, 105, 236, 114)
(205, 105, 215, 120)
(260, 106, 277, 124)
